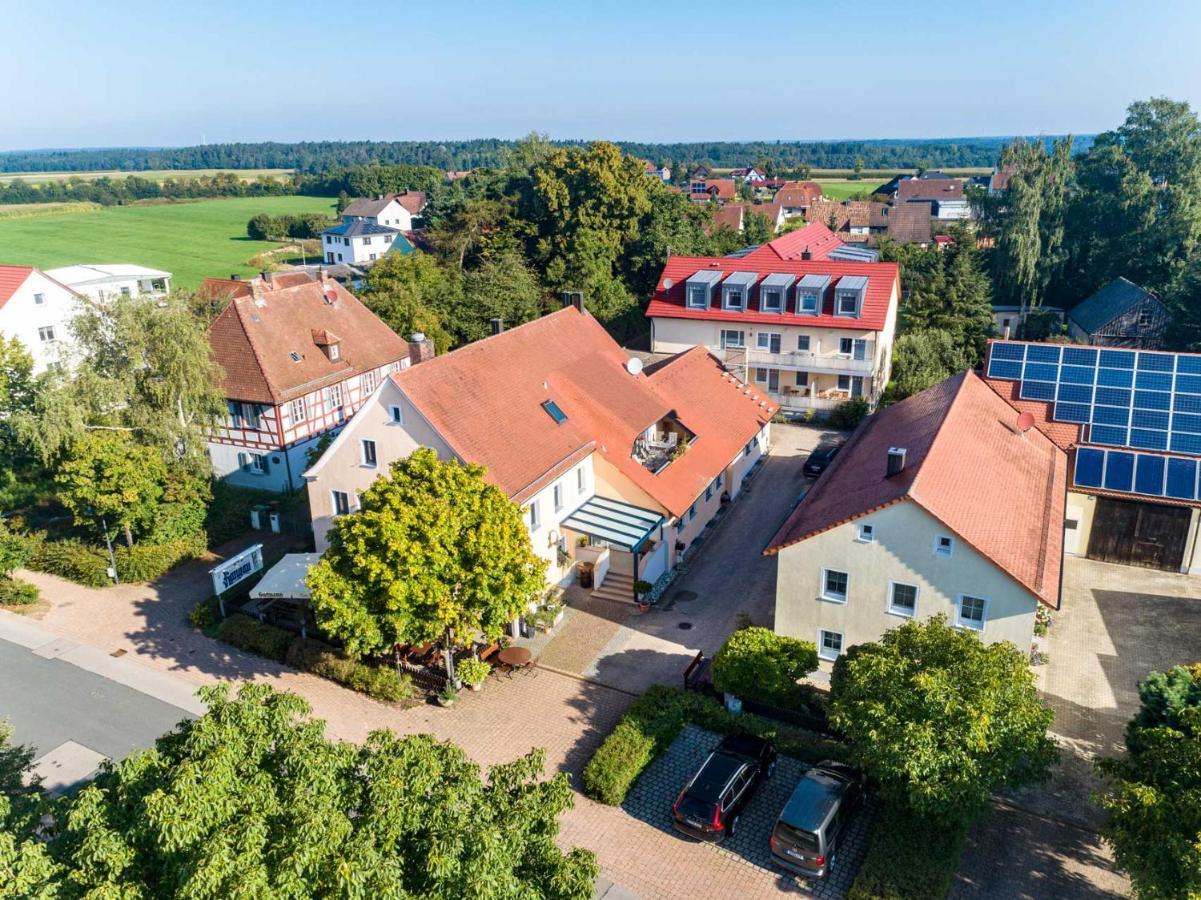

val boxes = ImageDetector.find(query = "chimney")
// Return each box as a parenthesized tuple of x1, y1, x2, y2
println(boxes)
(231, 274, 241, 281)
(260, 270, 271, 288)
(560, 291, 585, 312)
(886, 447, 907, 478)
(489, 317, 504, 335)
(408, 332, 435, 365)
(801, 247, 812, 260)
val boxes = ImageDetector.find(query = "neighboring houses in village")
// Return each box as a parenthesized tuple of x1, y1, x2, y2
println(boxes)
(688, 179, 737, 204)
(1066, 277, 1170, 349)
(44, 263, 171, 301)
(730, 167, 768, 184)
(806, 200, 889, 243)
(766, 370, 1066, 666)
(751, 202, 786, 233)
(885, 201, 935, 246)
(203, 271, 415, 492)
(322, 220, 412, 265)
(646, 226, 901, 416)
(709, 203, 745, 234)
(642, 160, 671, 181)
(304, 302, 776, 603)
(991, 304, 1065, 339)
(0, 265, 85, 373)
(775, 181, 823, 218)
(341, 191, 427, 230)
(985, 339, 1201, 575)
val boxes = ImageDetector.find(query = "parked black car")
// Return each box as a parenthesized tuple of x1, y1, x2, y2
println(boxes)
(671, 733, 777, 842)
(770, 761, 866, 878)
(802, 441, 843, 478)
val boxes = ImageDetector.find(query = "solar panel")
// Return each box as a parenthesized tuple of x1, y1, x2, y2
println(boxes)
(1073, 445, 1201, 502)
(1104, 452, 1135, 492)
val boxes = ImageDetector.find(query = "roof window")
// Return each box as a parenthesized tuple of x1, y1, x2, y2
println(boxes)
(289, 351, 302, 362)
(542, 400, 568, 424)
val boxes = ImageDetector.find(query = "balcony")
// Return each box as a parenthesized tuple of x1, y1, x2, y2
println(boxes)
(723, 347, 875, 375)
(632, 416, 694, 474)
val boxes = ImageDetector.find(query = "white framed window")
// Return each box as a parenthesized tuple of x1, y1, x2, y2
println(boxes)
(756, 332, 782, 354)
(388, 404, 403, 424)
(934, 535, 954, 557)
(722, 285, 746, 311)
(360, 439, 377, 467)
(362, 369, 379, 394)
(288, 398, 307, 425)
(331, 490, 350, 516)
(363, 236, 372, 245)
(33, 292, 44, 305)
(577, 466, 587, 494)
(37, 326, 55, 342)
(821, 568, 848, 603)
(720, 329, 745, 349)
(856, 523, 875, 543)
(687, 284, 710, 309)
(836, 291, 860, 316)
(553, 482, 564, 512)
(796, 289, 818, 314)
(243, 403, 262, 431)
(761, 287, 783, 313)
(528, 500, 541, 530)
(818, 629, 844, 661)
(328, 343, 340, 361)
(249, 453, 267, 475)
(326, 383, 343, 410)
(796, 335, 811, 352)
(956, 594, 988, 631)
(888, 582, 918, 618)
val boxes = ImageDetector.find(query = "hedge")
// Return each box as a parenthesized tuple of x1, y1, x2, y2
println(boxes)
(582, 684, 845, 806)
(114, 532, 207, 582)
(28, 531, 208, 587)
(847, 801, 969, 900)
(286, 638, 413, 703)
(215, 614, 293, 662)
(0, 576, 39, 607)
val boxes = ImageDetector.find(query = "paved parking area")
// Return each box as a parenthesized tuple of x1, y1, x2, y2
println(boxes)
(621, 725, 873, 899)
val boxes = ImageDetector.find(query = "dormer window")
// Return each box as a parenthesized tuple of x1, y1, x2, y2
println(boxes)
(795, 274, 829, 315)
(721, 271, 757, 312)
(328, 343, 340, 361)
(758, 273, 794, 314)
(685, 270, 722, 309)
(834, 275, 868, 317)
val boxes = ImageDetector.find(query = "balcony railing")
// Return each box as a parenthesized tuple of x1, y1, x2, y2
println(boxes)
(723, 347, 875, 374)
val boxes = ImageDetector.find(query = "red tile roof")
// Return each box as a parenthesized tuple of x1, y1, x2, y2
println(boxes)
(897, 178, 964, 201)
(709, 203, 745, 234)
(390, 307, 776, 515)
(0, 265, 34, 309)
(645, 254, 899, 332)
(775, 181, 823, 209)
(766, 370, 1066, 607)
(206, 273, 409, 404)
(743, 221, 844, 262)
(703, 179, 737, 200)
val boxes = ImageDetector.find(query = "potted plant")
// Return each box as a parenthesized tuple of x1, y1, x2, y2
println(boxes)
(634, 580, 654, 612)
(436, 683, 459, 707)
(457, 657, 490, 691)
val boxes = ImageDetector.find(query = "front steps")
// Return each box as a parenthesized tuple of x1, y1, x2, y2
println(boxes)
(591, 571, 636, 604)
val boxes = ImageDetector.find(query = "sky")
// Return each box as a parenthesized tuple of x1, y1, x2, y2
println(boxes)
(4, 0, 1201, 151)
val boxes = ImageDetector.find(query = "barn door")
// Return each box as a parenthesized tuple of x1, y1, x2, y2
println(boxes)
(1086, 498, 1190, 572)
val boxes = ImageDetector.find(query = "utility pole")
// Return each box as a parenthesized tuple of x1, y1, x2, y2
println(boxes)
(101, 516, 119, 584)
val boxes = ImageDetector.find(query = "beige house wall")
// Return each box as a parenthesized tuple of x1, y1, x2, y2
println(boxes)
(774, 500, 1042, 668)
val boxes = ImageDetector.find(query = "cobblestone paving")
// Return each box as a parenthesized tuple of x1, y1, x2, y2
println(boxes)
(622, 725, 873, 899)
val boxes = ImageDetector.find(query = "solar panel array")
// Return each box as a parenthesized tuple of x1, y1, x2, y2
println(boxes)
(1074, 446, 1201, 502)
(986, 341, 1201, 456)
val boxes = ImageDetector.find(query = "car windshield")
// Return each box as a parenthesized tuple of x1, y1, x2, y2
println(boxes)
(774, 821, 820, 852)
(678, 797, 716, 821)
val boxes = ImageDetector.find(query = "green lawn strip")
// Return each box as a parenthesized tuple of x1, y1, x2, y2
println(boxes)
(582, 684, 846, 805)
(847, 801, 969, 900)
(0, 195, 336, 289)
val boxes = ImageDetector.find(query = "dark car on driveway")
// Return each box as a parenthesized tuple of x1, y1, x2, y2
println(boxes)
(770, 760, 866, 878)
(802, 441, 844, 478)
(672, 733, 777, 842)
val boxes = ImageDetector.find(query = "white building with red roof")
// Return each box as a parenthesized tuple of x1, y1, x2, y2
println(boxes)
(303, 301, 777, 602)
(0, 265, 86, 373)
(203, 271, 415, 491)
(647, 224, 901, 415)
(765, 370, 1067, 665)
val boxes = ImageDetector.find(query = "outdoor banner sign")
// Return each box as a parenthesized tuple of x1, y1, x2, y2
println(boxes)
(209, 543, 264, 597)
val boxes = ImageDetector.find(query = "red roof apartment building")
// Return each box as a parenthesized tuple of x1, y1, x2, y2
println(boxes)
(204, 270, 417, 491)
(646, 223, 901, 416)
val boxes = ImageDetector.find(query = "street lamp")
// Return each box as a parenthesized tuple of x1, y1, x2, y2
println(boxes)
(87, 505, 119, 585)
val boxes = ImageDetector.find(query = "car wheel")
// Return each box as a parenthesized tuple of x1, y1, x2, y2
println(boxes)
(727, 815, 740, 838)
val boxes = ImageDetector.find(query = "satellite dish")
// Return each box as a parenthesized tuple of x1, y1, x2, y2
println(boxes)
(625, 357, 644, 376)
(1017, 411, 1035, 433)
(663, 277, 674, 290)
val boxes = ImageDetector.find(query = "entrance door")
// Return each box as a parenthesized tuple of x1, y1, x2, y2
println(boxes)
(1086, 497, 1191, 571)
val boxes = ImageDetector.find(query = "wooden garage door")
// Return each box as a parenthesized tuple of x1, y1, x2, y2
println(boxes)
(1086, 497, 1191, 572)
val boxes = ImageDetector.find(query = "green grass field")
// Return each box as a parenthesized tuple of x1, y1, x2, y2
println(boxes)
(0, 168, 294, 184)
(0, 196, 337, 289)
(815, 180, 882, 200)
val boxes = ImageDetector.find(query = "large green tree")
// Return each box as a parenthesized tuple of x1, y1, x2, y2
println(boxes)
(0, 336, 42, 510)
(0, 684, 597, 899)
(456, 251, 545, 343)
(359, 251, 457, 352)
(829, 616, 1057, 823)
(55, 432, 169, 546)
(889, 328, 974, 400)
(307, 448, 545, 674)
(1099, 664, 1201, 899)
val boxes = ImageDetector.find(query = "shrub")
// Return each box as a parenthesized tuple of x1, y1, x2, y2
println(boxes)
(285, 638, 413, 703)
(828, 396, 870, 430)
(711, 626, 819, 708)
(28, 537, 111, 587)
(0, 576, 39, 607)
(114, 532, 207, 583)
(848, 801, 968, 900)
(216, 614, 293, 662)
(189, 596, 222, 635)
(582, 685, 844, 805)
(0, 520, 32, 577)
(455, 657, 490, 687)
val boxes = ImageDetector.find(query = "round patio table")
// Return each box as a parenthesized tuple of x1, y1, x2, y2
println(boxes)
(497, 646, 532, 675)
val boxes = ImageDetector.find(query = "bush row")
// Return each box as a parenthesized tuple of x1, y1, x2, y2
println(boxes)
(0, 576, 39, 607)
(209, 612, 412, 703)
(847, 801, 968, 900)
(582, 684, 845, 806)
(28, 532, 208, 587)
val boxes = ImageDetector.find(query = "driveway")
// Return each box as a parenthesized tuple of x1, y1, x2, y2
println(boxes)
(547, 423, 840, 694)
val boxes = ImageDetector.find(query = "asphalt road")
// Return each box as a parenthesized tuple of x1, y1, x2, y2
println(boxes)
(0, 634, 196, 779)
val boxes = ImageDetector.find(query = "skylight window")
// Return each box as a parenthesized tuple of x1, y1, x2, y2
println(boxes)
(542, 400, 567, 424)
(289, 351, 302, 362)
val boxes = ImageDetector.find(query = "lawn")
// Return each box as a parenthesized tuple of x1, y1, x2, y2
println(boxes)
(0, 168, 293, 184)
(0, 196, 338, 289)
(817, 179, 883, 200)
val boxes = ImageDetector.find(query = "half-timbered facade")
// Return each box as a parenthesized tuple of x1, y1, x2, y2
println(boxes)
(204, 271, 416, 491)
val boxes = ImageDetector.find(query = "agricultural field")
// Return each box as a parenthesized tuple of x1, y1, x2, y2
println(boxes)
(0, 168, 293, 184)
(0, 196, 337, 289)
(815, 179, 882, 200)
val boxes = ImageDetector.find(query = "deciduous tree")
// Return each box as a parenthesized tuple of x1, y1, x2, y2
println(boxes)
(829, 616, 1057, 823)
(307, 448, 545, 672)
(889, 329, 973, 399)
(55, 432, 168, 546)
